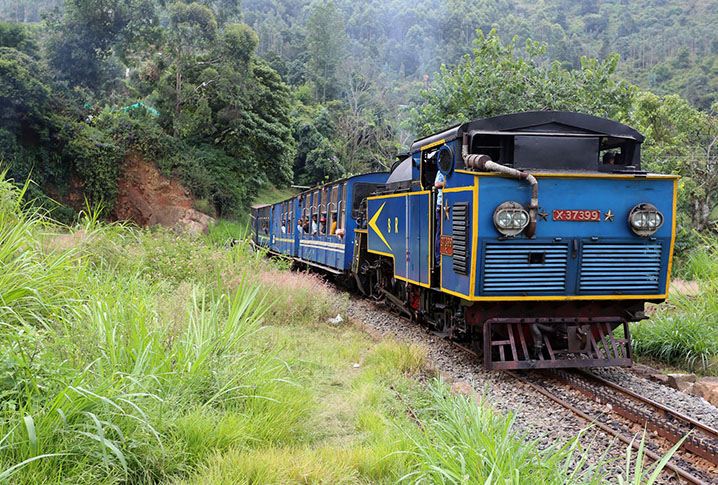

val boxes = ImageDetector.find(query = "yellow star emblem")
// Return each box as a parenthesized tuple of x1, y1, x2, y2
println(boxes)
(604, 209, 614, 222)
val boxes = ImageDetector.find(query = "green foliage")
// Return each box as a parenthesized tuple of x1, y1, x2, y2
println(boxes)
(63, 122, 124, 206)
(634, 233, 718, 373)
(0, 201, 300, 483)
(44, 0, 159, 91)
(408, 30, 634, 136)
(633, 309, 718, 373)
(306, 1, 347, 103)
(630, 92, 718, 232)
(0, 47, 51, 137)
(0, 22, 37, 55)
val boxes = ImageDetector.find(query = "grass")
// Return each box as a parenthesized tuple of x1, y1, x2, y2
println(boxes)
(0, 176, 686, 483)
(633, 233, 718, 373)
(252, 184, 298, 207)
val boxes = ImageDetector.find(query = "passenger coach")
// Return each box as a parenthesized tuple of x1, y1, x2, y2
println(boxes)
(252, 111, 678, 370)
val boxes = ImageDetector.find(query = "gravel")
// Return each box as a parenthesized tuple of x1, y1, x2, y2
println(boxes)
(590, 367, 718, 430)
(345, 297, 718, 483)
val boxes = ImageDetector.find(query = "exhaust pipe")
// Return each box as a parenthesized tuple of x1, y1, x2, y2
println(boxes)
(462, 134, 538, 237)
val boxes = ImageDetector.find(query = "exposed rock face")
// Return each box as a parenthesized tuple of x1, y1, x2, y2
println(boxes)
(665, 373, 697, 392)
(112, 153, 215, 234)
(691, 377, 718, 406)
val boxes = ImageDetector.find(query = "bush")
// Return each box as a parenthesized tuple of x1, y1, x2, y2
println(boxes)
(633, 313, 718, 372)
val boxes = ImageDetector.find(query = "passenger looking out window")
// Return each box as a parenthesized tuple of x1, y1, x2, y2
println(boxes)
(330, 212, 338, 235)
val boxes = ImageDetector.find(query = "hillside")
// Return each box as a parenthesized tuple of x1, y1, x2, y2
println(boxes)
(242, 0, 718, 109)
(1, 0, 717, 232)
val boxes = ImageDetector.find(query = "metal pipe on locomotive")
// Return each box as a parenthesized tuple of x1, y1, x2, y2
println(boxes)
(252, 111, 678, 370)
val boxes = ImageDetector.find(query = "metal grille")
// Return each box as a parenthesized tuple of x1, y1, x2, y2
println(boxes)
(482, 244, 568, 292)
(579, 243, 662, 293)
(452, 203, 470, 275)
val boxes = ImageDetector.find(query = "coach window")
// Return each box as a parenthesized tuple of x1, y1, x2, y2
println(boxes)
(313, 190, 320, 235)
(302, 195, 309, 234)
(341, 183, 347, 230)
(330, 184, 339, 235)
(288, 203, 292, 235)
(320, 187, 328, 235)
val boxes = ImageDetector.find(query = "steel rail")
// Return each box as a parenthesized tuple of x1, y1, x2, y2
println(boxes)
(576, 369, 718, 441)
(380, 305, 712, 484)
(507, 371, 709, 485)
(552, 369, 718, 466)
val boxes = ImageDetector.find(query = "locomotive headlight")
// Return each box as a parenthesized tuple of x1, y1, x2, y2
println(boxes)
(628, 203, 664, 237)
(494, 201, 530, 236)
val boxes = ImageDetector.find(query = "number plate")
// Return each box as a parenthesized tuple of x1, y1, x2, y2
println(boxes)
(440, 236, 454, 256)
(552, 210, 601, 222)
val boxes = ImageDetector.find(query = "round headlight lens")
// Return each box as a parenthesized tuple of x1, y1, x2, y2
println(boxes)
(515, 211, 528, 227)
(628, 203, 664, 236)
(493, 201, 530, 237)
(497, 211, 512, 228)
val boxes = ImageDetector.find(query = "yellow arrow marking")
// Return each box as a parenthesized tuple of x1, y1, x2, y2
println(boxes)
(369, 201, 392, 251)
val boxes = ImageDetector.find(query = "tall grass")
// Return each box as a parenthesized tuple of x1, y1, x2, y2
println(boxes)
(0, 178, 305, 483)
(633, 232, 718, 372)
(397, 380, 686, 484)
(0, 177, 82, 327)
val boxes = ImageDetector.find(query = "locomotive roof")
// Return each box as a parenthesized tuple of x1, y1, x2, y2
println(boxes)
(409, 111, 644, 153)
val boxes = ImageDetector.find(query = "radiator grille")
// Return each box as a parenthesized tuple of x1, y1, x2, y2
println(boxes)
(579, 243, 662, 293)
(452, 202, 470, 275)
(482, 244, 568, 292)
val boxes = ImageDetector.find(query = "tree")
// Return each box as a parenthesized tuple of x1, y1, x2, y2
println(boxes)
(166, 1, 218, 136)
(306, 1, 347, 102)
(631, 92, 718, 232)
(45, 0, 158, 91)
(407, 30, 635, 137)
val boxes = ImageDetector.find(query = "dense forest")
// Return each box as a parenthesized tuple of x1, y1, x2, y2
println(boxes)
(0, 0, 717, 234)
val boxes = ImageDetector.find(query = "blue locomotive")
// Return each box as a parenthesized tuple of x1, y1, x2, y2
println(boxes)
(252, 111, 677, 369)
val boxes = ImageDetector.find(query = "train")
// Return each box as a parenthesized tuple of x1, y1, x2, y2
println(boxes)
(251, 111, 677, 370)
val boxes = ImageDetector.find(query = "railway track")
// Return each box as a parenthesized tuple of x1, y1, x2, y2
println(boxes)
(366, 299, 718, 483)
(448, 338, 716, 484)
(551, 369, 718, 468)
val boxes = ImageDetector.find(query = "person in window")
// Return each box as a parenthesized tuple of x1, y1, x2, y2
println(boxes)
(303, 218, 310, 234)
(320, 216, 327, 234)
(311, 214, 318, 235)
(602, 151, 615, 165)
(297, 217, 304, 234)
(434, 171, 445, 265)
(281, 220, 286, 234)
(330, 215, 337, 235)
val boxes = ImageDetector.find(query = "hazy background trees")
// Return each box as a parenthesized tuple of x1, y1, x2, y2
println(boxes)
(1, 0, 718, 234)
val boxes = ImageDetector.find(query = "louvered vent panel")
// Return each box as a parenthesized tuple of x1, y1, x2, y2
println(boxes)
(482, 244, 569, 292)
(579, 243, 662, 293)
(452, 203, 470, 275)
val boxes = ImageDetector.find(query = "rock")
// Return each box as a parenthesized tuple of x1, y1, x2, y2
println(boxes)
(707, 387, 718, 407)
(666, 373, 696, 392)
(650, 374, 670, 386)
(691, 377, 718, 401)
(450, 381, 475, 397)
(631, 363, 662, 377)
(174, 208, 215, 236)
